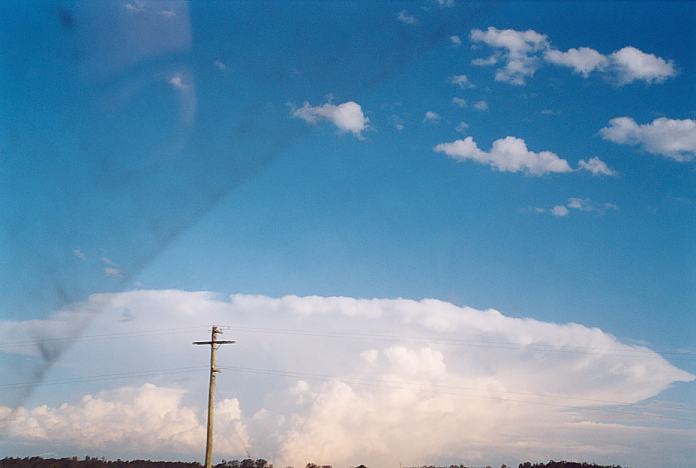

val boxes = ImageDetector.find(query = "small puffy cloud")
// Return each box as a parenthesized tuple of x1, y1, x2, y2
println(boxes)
(449, 35, 462, 46)
(472, 27, 675, 86)
(292, 100, 369, 139)
(610, 46, 676, 84)
(73, 248, 86, 260)
(544, 47, 608, 77)
(159, 9, 176, 18)
(436, 0, 456, 7)
(600, 117, 696, 161)
(213, 59, 226, 70)
(396, 10, 417, 25)
(455, 121, 469, 133)
(449, 74, 475, 88)
(551, 205, 569, 217)
(470, 27, 549, 85)
(452, 97, 467, 107)
(168, 74, 188, 90)
(423, 111, 440, 123)
(123, 1, 144, 13)
(541, 198, 619, 217)
(578, 156, 617, 176)
(434, 136, 572, 176)
(473, 100, 488, 111)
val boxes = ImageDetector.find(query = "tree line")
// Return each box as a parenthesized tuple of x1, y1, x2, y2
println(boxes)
(0, 457, 622, 468)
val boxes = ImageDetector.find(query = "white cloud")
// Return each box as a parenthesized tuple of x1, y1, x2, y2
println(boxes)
(449, 74, 474, 88)
(168, 74, 188, 90)
(213, 59, 226, 71)
(544, 47, 608, 77)
(396, 10, 417, 25)
(436, 0, 456, 7)
(473, 100, 488, 111)
(1, 384, 247, 457)
(551, 205, 569, 217)
(610, 46, 676, 84)
(540, 198, 619, 217)
(123, 1, 144, 13)
(72, 248, 86, 260)
(452, 97, 467, 107)
(600, 117, 696, 161)
(449, 35, 462, 46)
(292, 100, 369, 139)
(455, 121, 469, 133)
(0, 290, 692, 467)
(578, 156, 617, 176)
(434, 136, 572, 175)
(159, 9, 176, 18)
(470, 27, 549, 85)
(472, 27, 675, 86)
(423, 111, 440, 123)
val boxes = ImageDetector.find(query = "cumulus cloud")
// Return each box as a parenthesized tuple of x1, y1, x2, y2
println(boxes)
(544, 47, 609, 77)
(538, 198, 619, 217)
(213, 59, 226, 70)
(455, 121, 469, 133)
(600, 117, 696, 161)
(168, 73, 188, 90)
(470, 27, 549, 85)
(578, 156, 617, 176)
(1, 384, 247, 457)
(449, 74, 474, 88)
(449, 35, 462, 46)
(610, 46, 676, 84)
(396, 10, 417, 25)
(473, 100, 488, 111)
(471, 27, 675, 85)
(292, 100, 369, 139)
(452, 97, 467, 107)
(434, 136, 572, 175)
(423, 111, 440, 123)
(0, 290, 692, 467)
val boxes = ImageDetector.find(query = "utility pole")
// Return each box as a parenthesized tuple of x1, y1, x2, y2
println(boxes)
(194, 325, 235, 468)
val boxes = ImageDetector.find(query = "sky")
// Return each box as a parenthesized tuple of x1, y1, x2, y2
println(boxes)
(1, 1, 696, 467)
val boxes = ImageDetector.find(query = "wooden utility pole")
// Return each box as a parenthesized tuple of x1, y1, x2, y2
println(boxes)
(194, 325, 235, 468)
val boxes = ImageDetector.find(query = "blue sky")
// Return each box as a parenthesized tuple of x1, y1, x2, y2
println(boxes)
(1, 1, 696, 467)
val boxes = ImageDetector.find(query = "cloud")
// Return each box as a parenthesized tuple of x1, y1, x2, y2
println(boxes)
(292, 100, 369, 139)
(72, 248, 86, 260)
(1, 384, 247, 457)
(452, 97, 467, 107)
(449, 74, 475, 88)
(470, 27, 549, 85)
(538, 198, 619, 217)
(434, 136, 573, 175)
(471, 27, 675, 86)
(436, 0, 456, 7)
(455, 121, 469, 133)
(600, 117, 696, 161)
(578, 156, 617, 176)
(473, 100, 488, 111)
(449, 35, 462, 46)
(0, 290, 692, 467)
(168, 73, 188, 90)
(396, 10, 417, 25)
(544, 47, 609, 77)
(423, 111, 440, 123)
(103, 267, 122, 278)
(213, 59, 226, 71)
(551, 205, 569, 217)
(159, 9, 176, 18)
(610, 46, 676, 84)
(123, 1, 144, 13)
